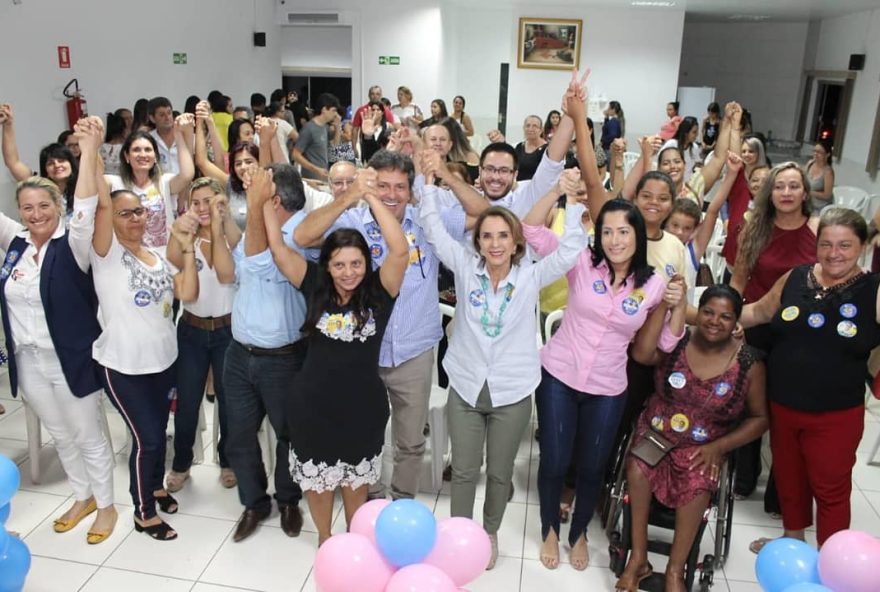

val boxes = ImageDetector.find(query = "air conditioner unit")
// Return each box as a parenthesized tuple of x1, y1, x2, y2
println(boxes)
(286, 12, 340, 25)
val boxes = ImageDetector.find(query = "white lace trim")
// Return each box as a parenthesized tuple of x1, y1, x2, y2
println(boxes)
(289, 450, 382, 493)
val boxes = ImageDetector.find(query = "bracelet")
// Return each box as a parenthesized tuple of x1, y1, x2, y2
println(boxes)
(181, 249, 195, 254)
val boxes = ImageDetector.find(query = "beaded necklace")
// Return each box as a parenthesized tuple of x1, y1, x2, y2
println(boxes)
(478, 275, 514, 338)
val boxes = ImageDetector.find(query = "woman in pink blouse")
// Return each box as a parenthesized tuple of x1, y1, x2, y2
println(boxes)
(524, 195, 685, 571)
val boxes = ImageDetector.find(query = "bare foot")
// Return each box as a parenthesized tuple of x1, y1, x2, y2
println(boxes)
(664, 565, 687, 592)
(614, 558, 652, 591)
(570, 533, 589, 571)
(90, 506, 118, 533)
(57, 497, 96, 524)
(318, 533, 331, 547)
(540, 529, 560, 569)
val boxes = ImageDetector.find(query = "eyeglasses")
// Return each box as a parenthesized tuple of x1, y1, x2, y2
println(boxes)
(330, 178, 356, 189)
(114, 207, 147, 219)
(482, 166, 515, 176)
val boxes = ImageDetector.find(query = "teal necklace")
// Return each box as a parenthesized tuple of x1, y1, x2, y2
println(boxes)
(478, 275, 514, 338)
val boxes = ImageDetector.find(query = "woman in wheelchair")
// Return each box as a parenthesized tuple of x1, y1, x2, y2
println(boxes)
(616, 285, 768, 592)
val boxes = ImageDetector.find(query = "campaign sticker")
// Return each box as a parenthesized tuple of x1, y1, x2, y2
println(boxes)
(781, 306, 800, 322)
(651, 416, 664, 431)
(691, 426, 709, 442)
(365, 224, 382, 240)
(840, 303, 857, 319)
(837, 320, 858, 338)
(715, 382, 731, 397)
(668, 371, 687, 389)
(670, 413, 690, 433)
(134, 290, 151, 307)
(807, 313, 825, 329)
(665, 263, 676, 277)
(468, 289, 485, 307)
(370, 243, 384, 259)
(592, 280, 607, 295)
(622, 297, 640, 316)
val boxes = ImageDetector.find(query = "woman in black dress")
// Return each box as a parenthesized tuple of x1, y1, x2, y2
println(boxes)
(257, 166, 409, 546)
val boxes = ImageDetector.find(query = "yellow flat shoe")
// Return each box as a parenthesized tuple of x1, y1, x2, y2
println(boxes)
(86, 511, 118, 545)
(53, 499, 97, 533)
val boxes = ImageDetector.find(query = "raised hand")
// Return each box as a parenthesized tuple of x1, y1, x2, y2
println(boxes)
(726, 150, 744, 173)
(420, 150, 449, 186)
(663, 273, 687, 309)
(195, 100, 211, 123)
(559, 167, 583, 196)
(562, 67, 591, 115)
(612, 137, 628, 156)
(210, 192, 229, 224)
(73, 116, 104, 153)
(0, 104, 11, 125)
(171, 208, 200, 247)
(361, 115, 377, 137)
(345, 167, 378, 205)
(255, 115, 278, 138)
(486, 129, 505, 144)
(175, 113, 195, 133)
(246, 167, 276, 207)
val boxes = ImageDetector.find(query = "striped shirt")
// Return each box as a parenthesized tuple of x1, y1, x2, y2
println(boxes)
(332, 203, 466, 367)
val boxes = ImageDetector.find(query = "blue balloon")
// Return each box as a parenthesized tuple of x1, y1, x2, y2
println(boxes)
(755, 538, 821, 592)
(0, 527, 8, 560)
(0, 456, 20, 508)
(374, 499, 437, 567)
(0, 535, 31, 592)
(0, 503, 9, 525)
(782, 584, 833, 592)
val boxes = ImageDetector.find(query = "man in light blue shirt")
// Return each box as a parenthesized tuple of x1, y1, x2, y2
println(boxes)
(224, 164, 307, 542)
(295, 150, 477, 499)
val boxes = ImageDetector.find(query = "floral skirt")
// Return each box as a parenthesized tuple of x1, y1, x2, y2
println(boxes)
(290, 450, 382, 493)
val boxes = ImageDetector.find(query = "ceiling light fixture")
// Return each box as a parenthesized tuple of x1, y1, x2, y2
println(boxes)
(631, 1, 676, 6)
(728, 14, 771, 21)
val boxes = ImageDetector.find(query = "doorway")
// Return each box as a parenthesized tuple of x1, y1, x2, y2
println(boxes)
(810, 82, 843, 142)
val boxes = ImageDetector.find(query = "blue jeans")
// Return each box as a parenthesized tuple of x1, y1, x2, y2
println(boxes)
(223, 340, 304, 513)
(173, 321, 233, 472)
(536, 369, 627, 546)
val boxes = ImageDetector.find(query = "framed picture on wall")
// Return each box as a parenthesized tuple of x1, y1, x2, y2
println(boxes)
(517, 17, 582, 71)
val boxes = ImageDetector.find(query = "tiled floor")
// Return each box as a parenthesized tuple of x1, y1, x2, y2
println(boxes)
(2, 370, 879, 592)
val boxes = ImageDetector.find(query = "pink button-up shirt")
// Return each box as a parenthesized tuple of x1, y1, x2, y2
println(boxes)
(524, 224, 683, 396)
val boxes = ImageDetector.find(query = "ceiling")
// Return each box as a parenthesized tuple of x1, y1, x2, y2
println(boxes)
(443, 0, 880, 22)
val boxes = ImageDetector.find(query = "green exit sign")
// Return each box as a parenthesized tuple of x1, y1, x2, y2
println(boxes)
(173, 52, 188, 65)
(378, 56, 400, 65)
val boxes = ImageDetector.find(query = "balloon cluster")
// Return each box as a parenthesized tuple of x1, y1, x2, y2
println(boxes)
(0, 455, 31, 592)
(755, 532, 880, 592)
(314, 499, 491, 592)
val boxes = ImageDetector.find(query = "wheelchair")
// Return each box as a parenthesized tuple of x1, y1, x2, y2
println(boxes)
(602, 431, 736, 592)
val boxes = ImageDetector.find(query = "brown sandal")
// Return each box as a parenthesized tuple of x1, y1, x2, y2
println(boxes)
(614, 561, 653, 591)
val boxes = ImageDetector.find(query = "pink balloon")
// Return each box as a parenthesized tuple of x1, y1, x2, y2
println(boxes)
(385, 564, 457, 592)
(350, 499, 391, 546)
(818, 529, 880, 592)
(313, 532, 394, 592)
(423, 517, 491, 586)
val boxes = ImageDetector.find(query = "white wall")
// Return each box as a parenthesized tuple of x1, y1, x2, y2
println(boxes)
(679, 21, 809, 141)
(0, 0, 282, 211)
(281, 25, 352, 73)
(809, 8, 880, 194)
(446, 4, 685, 145)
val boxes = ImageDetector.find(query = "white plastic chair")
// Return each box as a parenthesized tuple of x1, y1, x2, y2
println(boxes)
(543, 308, 564, 345)
(426, 302, 456, 492)
(832, 186, 870, 216)
(623, 151, 641, 177)
(24, 392, 115, 485)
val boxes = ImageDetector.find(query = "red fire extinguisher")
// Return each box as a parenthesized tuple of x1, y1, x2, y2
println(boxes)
(62, 79, 87, 129)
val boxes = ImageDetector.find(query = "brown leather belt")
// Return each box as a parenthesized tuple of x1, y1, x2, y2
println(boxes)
(181, 310, 232, 331)
(235, 339, 306, 356)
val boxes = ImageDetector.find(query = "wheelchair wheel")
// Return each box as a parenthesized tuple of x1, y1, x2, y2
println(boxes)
(602, 430, 632, 537)
(714, 462, 736, 566)
(608, 531, 626, 577)
(698, 553, 715, 591)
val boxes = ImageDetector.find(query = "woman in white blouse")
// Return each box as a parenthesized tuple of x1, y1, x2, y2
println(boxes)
(73, 117, 199, 541)
(0, 175, 116, 544)
(417, 180, 587, 570)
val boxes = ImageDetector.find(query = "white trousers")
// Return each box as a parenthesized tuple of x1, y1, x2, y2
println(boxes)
(16, 345, 115, 507)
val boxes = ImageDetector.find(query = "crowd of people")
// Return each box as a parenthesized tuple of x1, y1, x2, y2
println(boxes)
(0, 66, 874, 591)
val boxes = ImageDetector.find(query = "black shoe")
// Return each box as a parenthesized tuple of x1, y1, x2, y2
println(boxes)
(134, 518, 177, 541)
(442, 464, 452, 482)
(155, 492, 179, 514)
(233, 508, 271, 542)
(279, 504, 303, 537)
